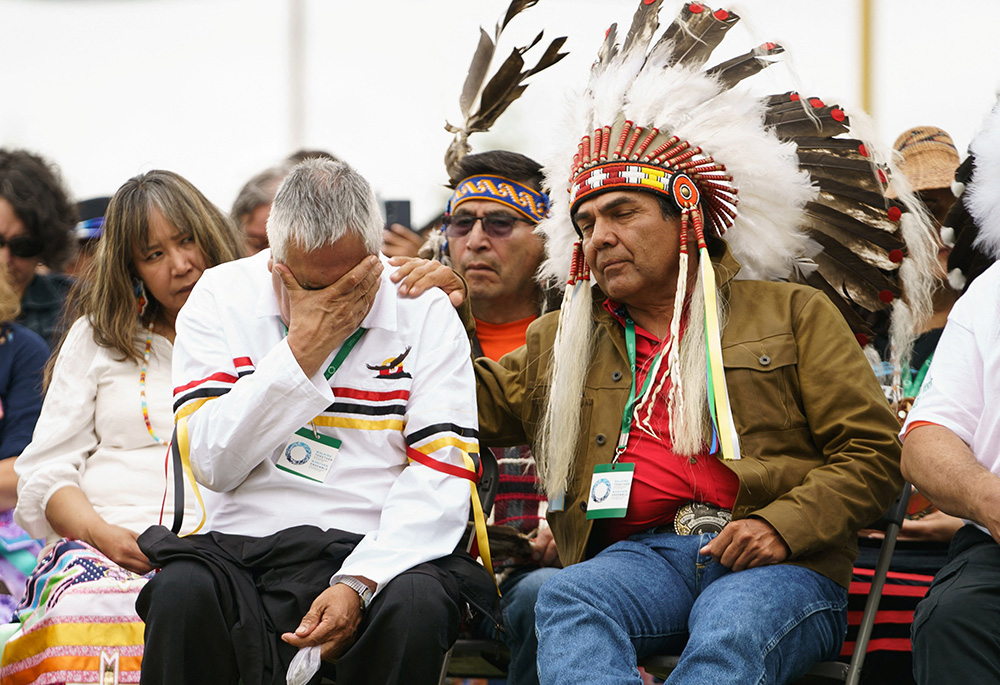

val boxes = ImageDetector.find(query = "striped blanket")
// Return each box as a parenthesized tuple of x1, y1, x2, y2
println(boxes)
(0, 539, 148, 685)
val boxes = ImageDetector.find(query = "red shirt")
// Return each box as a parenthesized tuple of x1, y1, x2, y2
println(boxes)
(595, 300, 739, 545)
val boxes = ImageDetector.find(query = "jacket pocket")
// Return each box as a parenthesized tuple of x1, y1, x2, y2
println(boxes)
(723, 334, 799, 435)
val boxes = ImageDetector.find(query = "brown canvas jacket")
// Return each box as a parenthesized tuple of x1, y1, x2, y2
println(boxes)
(473, 244, 903, 589)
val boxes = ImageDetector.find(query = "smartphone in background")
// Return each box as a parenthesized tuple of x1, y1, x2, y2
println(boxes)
(384, 200, 411, 229)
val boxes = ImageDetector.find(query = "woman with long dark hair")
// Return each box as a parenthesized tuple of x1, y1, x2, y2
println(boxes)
(1, 170, 243, 683)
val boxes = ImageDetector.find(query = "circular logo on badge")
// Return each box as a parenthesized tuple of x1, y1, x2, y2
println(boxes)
(284, 441, 312, 466)
(591, 477, 612, 503)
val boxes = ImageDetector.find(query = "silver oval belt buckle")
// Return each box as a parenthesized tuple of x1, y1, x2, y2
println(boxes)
(674, 502, 732, 535)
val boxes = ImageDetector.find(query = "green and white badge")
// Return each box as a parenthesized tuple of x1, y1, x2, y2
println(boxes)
(277, 427, 342, 483)
(586, 463, 635, 519)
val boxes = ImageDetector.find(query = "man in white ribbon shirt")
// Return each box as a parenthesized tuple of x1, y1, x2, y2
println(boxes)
(137, 159, 494, 685)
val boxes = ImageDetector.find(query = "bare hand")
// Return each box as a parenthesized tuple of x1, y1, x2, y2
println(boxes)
(388, 256, 466, 307)
(274, 256, 382, 378)
(281, 584, 364, 661)
(699, 518, 789, 571)
(382, 224, 426, 258)
(530, 525, 561, 568)
(90, 523, 153, 574)
(862, 509, 964, 543)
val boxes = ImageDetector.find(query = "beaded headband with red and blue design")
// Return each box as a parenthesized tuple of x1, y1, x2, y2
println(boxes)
(446, 174, 551, 223)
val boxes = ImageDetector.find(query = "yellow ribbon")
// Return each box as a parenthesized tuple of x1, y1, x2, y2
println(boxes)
(700, 251, 741, 460)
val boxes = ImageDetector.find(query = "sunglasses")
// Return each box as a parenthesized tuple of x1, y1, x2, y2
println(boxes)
(0, 234, 44, 258)
(445, 214, 531, 239)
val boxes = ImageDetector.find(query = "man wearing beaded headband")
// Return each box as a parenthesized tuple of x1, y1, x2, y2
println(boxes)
(449, 2, 917, 683)
(436, 150, 558, 685)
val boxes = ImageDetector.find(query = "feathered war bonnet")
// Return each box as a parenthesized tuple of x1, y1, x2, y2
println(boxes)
(534, 0, 937, 502)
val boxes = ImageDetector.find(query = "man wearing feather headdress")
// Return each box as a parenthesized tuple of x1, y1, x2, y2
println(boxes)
(433, 2, 938, 682)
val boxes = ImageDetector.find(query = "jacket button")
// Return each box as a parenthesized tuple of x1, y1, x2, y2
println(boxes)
(611, 370, 623, 381)
(759, 355, 771, 366)
(595, 433, 607, 446)
(579, 501, 588, 512)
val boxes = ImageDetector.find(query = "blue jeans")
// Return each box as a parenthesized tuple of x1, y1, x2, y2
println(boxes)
(474, 566, 561, 685)
(535, 532, 848, 685)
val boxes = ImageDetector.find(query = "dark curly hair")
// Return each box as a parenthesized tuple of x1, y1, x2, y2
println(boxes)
(0, 149, 77, 270)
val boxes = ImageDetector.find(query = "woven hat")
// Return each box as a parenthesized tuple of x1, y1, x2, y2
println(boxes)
(892, 127, 960, 193)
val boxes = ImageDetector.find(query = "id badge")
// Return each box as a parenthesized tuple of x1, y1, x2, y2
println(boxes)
(586, 463, 635, 519)
(276, 428, 342, 483)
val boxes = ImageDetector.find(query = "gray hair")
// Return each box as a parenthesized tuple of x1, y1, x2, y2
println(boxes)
(267, 159, 382, 262)
(230, 164, 290, 228)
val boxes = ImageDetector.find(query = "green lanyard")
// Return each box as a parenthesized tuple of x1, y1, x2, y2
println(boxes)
(324, 328, 368, 380)
(615, 318, 661, 463)
(902, 352, 934, 399)
(283, 325, 368, 381)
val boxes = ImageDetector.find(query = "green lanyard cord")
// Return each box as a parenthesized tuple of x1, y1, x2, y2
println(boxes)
(902, 352, 934, 399)
(282, 325, 368, 381)
(615, 319, 661, 463)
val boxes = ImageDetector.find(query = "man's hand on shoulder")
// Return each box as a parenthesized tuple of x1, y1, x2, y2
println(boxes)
(281, 582, 365, 661)
(388, 256, 467, 307)
(699, 518, 790, 571)
(274, 256, 382, 378)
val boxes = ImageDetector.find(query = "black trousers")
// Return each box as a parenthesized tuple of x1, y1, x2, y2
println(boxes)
(912, 524, 1000, 684)
(135, 525, 463, 685)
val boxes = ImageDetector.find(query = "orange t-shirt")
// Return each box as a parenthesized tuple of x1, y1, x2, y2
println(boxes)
(475, 315, 537, 361)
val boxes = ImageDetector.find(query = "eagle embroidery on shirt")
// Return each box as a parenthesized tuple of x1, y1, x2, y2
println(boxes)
(367, 347, 412, 379)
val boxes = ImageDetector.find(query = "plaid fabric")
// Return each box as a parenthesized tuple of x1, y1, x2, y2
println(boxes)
(490, 444, 544, 537)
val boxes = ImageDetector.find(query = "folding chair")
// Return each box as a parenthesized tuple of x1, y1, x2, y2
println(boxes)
(640, 485, 912, 685)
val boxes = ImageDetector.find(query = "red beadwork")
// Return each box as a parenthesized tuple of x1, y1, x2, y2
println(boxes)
(877, 168, 888, 185)
(714, 9, 729, 20)
(889, 249, 904, 263)
(660, 146, 701, 166)
(858, 143, 869, 157)
(887, 206, 902, 221)
(878, 289, 895, 304)
(809, 97, 825, 108)
(623, 125, 645, 158)
(855, 333, 869, 347)
(614, 121, 634, 157)
(593, 128, 604, 163)
(647, 139, 688, 163)
(634, 129, 664, 159)
(581, 136, 592, 165)
(831, 108, 846, 122)
(600, 125, 612, 160)
(790, 92, 800, 101)
(689, 3, 704, 13)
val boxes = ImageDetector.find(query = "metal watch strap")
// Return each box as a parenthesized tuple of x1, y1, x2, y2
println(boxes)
(337, 576, 374, 611)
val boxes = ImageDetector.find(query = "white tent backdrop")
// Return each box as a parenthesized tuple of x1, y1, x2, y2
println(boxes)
(2, 0, 998, 227)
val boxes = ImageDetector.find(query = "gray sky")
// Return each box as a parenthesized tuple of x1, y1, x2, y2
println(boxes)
(2, 0, 998, 227)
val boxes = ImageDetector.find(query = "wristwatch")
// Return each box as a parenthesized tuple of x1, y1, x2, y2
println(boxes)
(337, 576, 374, 611)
